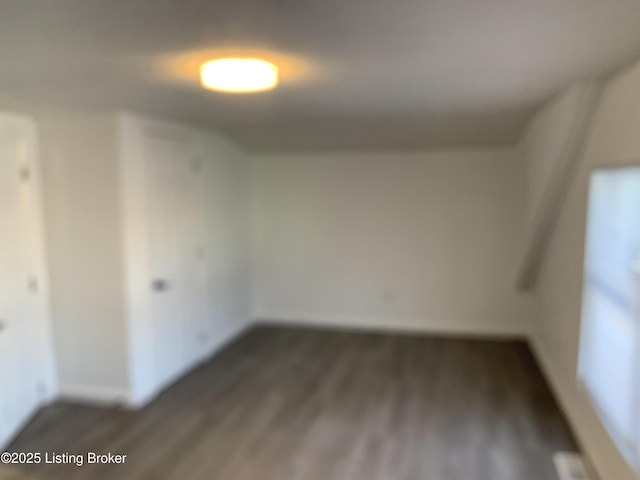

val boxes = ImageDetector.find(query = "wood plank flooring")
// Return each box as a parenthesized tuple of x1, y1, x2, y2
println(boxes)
(3, 326, 576, 480)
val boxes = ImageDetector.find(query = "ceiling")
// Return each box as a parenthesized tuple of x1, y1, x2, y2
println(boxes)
(1, 0, 639, 152)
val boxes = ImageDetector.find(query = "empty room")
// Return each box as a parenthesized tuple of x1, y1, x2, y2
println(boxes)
(1, 1, 640, 479)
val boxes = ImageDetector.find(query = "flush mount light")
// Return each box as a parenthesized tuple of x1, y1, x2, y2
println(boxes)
(200, 58, 279, 93)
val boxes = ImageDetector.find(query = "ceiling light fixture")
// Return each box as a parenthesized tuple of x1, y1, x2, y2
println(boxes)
(200, 58, 279, 93)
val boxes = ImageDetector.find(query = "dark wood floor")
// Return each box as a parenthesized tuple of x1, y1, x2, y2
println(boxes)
(3, 326, 576, 480)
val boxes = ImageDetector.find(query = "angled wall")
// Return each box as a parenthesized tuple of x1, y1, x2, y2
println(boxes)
(517, 82, 601, 289)
(522, 61, 640, 480)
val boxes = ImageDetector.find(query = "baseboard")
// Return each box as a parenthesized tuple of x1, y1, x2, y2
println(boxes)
(254, 312, 528, 338)
(529, 338, 591, 462)
(529, 335, 637, 480)
(0, 404, 40, 450)
(128, 318, 254, 409)
(58, 384, 131, 407)
(205, 318, 254, 359)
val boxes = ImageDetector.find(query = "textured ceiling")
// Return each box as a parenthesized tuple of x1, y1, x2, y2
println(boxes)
(1, 0, 640, 151)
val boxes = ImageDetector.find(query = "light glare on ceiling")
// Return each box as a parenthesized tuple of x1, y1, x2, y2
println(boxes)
(200, 58, 278, 93)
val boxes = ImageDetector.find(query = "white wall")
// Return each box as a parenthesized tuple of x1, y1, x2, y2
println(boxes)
(24, 109, 252, 407)
(516, 82, 601, 289)
(521, 83, 600, 235)
(201, 130, 252, 344)
(523, 60, 640, 480)
(36, 110, 131, 401)
(251, 149, 534, 336)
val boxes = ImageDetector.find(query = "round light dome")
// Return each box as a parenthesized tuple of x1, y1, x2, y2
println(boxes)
(200, 58, 279, 93)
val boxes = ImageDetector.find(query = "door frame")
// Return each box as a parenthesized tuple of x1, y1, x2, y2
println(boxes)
(0, 112, 58, 447)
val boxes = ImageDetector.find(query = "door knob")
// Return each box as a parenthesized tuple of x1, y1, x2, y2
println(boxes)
(152, 279, 171, 292)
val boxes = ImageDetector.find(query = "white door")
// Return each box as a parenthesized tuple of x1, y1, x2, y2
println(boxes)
(145, 136, 208, 390)
(0, 126, 42, 446)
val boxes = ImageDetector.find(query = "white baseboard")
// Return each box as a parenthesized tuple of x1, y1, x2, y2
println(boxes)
(205, 318, 253, 359)
(554, 452, 596, 480)
(0, 404, 40, 450)
(58, 384, 131, 407)
(128, 318, 254, 409)
(254, 312, 528, 338)
(529, 335, 637, 480)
